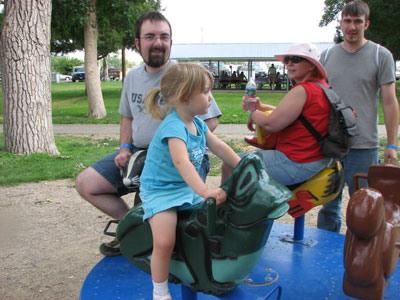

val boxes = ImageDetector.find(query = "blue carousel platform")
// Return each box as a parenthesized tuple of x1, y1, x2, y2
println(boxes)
(81, 221, 400, 300)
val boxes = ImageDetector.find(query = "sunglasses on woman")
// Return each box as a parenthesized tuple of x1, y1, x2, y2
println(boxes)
(284, 56, 307, 64)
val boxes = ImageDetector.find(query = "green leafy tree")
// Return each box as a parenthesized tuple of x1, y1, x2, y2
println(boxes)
(365, 1, 400, 60)
(107, 54, 122, 69)
(320, 0, 400, 60)
(50, 0, 160, 118)
(51, 0, 161, 58)
(51, 56, 83, 74)
(50, 0, 88, 54)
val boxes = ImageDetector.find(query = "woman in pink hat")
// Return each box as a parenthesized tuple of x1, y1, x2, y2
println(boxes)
(222, 42, 332, 186)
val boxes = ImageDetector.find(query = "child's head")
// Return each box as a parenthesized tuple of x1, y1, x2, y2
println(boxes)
(145, 63, 214, 120)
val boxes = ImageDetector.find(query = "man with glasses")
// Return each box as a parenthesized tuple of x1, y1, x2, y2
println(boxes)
(75, 11, 221, 256)
(317, 0, 399, 233)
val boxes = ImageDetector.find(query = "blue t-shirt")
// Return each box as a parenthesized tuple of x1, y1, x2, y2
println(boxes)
(140, 110, 208, 220)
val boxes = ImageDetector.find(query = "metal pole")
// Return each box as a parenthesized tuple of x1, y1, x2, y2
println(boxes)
(293, 215, 305, 241)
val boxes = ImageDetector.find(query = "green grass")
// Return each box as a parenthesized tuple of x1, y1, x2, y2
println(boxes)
(213, 91, 284, 124)
(0, 134, 120, 186)
(0, 133, 250, 186)
(0, 81, 399, 186)
(1, 81, 399, 124)
(0, 132, 395, 186)
(50, 82, 123, 124)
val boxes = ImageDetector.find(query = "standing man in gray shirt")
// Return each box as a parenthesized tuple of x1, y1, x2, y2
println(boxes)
(318, 0, 398, 233)
(75, 11, 221, 256)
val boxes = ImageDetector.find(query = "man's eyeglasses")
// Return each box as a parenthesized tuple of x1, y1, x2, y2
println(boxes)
(140, 34, 171, 43)
(283, 56, 307, 64)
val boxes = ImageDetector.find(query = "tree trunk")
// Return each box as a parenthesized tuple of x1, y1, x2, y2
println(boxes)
(0, 0, 59, 155)
(122, 48, 127, 82)
(84, 0, 106, 119)
(102, 56, 109, 81)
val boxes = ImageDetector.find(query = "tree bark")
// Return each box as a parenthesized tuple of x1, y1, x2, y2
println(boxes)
(122, 48, 127, 81)
(102, 56, 109, 81)
(0, 0, 59, 155)
(84, 0, 106, 119)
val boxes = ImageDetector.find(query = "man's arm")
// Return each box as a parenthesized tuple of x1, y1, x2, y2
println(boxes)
(380, 82, 399, 164)
(199, 96, 221, 132)
(114, 116, 133, 169)
(204, 117, 218, 132)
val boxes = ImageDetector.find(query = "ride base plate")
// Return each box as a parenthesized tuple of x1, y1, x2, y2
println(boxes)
(80, 223, 400, 300)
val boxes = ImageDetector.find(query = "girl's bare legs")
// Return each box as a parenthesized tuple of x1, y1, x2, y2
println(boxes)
(148, 209, 177, 299)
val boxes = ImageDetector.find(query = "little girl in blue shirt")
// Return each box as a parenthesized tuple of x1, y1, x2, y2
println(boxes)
(140, 63, 240, 300)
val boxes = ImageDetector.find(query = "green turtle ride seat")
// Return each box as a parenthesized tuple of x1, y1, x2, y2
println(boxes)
(116, 152, 292, 295)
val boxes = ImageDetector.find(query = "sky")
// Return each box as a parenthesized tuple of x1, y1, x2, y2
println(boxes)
(125, 0, 338, 62)
(67, 0, 339, 63)
(161, 0, 337, 44)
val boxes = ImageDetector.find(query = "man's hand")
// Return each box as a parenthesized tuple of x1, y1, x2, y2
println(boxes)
(384, 148, 398, 164)
(114, 148, 132, 170)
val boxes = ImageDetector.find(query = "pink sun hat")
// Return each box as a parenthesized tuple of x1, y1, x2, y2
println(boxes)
(274, 43, 327, 78)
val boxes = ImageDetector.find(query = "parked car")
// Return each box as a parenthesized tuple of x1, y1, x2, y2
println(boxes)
(107, 67, 121, 81)
(72, 66, 85, 82)
(396, 69, 400, 81)
(59, 74, 71, 81)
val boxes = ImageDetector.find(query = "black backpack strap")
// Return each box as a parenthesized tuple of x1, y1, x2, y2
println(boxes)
(298, 114, 323, 142)
(298, 80, 329, 142)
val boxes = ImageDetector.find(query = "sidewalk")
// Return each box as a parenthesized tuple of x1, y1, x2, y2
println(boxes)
(0, 124, 392, 137)
(0, 124, 251, 136)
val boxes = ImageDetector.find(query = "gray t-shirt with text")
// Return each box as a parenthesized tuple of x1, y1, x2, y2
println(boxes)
(119, 62, 221, 148)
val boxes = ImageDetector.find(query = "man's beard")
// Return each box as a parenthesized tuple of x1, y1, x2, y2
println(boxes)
(144, 46, 168, 68)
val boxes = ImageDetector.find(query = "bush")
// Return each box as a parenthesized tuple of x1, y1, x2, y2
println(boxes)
(51, 56, 84, 75)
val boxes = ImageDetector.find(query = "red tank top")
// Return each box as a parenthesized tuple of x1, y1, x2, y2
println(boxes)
(275, 79, 330, 163)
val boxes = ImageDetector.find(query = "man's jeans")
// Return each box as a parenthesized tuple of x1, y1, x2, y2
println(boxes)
(317, 148, 379, 233)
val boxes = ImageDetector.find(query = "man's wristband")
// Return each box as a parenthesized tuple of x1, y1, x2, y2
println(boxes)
(120, 143, 133, 150)
(386, 144, 398, 150)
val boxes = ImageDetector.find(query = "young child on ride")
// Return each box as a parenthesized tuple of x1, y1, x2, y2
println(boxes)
(222, 43, 333, 186)
(139, 63, 240, 300)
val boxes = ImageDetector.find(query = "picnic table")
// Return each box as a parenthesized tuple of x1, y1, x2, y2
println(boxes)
(214, 77, 247, 89)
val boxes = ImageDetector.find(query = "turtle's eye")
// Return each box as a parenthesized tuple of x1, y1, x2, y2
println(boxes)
(230, 161, 258, 206)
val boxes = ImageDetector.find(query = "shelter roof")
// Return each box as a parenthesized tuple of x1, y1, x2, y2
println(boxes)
(170, 42, 335, 62)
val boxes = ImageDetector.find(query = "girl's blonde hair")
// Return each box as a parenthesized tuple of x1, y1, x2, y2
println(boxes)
(145, 63, 214, 120)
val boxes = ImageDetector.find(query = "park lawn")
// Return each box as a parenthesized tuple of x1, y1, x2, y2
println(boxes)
(0, 81, 398, 186)
(0, 132, 395, 186)
(0, 134, 120, 186)
(0, 132, 251, 186)
(0, 80, 398, 124)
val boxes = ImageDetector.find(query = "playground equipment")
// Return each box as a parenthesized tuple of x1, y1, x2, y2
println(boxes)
(80, 156, 400, 300)
(343, 164, 400, 299)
